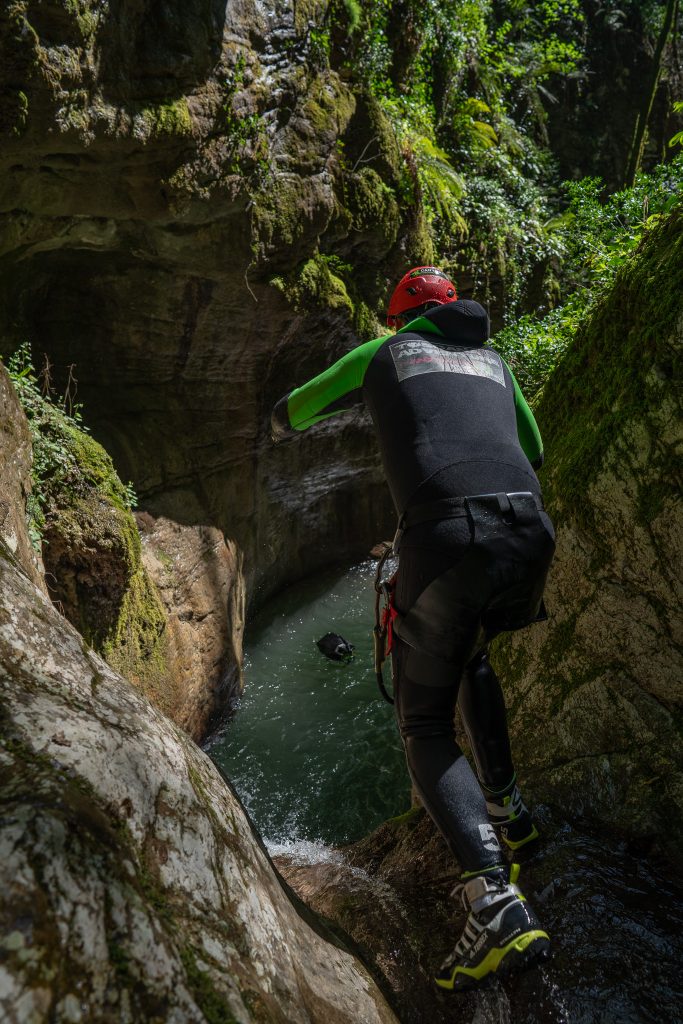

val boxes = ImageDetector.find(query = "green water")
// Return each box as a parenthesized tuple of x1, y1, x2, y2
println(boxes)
(207, 560, 411, 847)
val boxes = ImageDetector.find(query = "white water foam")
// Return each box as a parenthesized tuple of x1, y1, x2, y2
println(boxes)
(266, 837, 346, 866)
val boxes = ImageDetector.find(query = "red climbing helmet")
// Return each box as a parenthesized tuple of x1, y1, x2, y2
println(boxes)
(386, 266, 457, 327)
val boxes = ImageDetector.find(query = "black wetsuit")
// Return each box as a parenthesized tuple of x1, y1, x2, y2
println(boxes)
(272, 300, 555, 873)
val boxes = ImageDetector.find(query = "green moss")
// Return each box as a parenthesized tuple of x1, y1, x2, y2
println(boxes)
(536, 207, 683, 528)
(141, 99, 192, 137)
(366, 95, 402, 180)
(385, 805, 422, 829)
(64, 0, 99, 39)
(353, 300, 383, 339)
(346, 167, 399, 245)
(64, 423, 133, 513)
(180, 947, 239, 1024)
(272, 255, 355, 317)
(294, 0, 327, 34)
(302, 75, 355, 138)
(102, 566, 169, 703)
(4, 348, 171, 705)
(13, 90, 28, 136)
(253, 178, 308, 253)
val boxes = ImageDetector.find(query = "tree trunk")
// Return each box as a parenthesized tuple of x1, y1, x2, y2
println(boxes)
(624, 0, 679, 186)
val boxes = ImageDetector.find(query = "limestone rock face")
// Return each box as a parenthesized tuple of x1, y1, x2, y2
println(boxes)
(0, 0, 404, 605)
(0, 546, 398, 1024)
(137, 512, 245, 739)
(0, 363, 45, 591)
(494, 209, 683, 863)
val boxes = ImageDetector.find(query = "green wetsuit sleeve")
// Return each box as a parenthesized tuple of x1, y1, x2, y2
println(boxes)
(501, 358, 544, 468)
(287, 335, 390, 430)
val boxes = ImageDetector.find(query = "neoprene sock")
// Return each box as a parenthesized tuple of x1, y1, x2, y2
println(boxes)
(482, 775, 539, 851)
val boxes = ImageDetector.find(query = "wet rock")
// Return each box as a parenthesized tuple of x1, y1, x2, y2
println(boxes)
(276, 806, 683, 1024)
(0, 545, 398, 1024)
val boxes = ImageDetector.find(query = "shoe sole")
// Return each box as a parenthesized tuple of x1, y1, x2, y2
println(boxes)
(496, 934, 551, 980)
(435, 932, 551, 992)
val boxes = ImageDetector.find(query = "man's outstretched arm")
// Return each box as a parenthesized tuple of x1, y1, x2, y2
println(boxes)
(270, 335, 389, 441)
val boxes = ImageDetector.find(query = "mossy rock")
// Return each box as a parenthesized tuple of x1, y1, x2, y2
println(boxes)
(272, 255, 354, 317)
(536, 205, 683, 528)
(24, 396, 174, 707)
(341, 91, 402, 186)
(345, 167, 400, 253)
(136, 98, 193, 139)
(493, 207, 683, 863)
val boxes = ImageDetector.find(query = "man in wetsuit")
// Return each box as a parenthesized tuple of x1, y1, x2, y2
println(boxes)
(270, 266, 555, 990)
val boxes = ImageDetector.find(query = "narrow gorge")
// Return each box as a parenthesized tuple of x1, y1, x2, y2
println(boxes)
(1, 1, 681, 1022)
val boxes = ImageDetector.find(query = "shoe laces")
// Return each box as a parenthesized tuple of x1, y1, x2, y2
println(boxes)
(452, 863, 524, 911)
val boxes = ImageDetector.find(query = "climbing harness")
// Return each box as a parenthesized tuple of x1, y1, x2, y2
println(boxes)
(373, 542, 398, 704)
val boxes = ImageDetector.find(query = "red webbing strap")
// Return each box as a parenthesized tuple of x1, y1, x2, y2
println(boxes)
(380, 586, 399, 654)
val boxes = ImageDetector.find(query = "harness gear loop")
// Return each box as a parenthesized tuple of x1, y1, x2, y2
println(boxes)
(373, 543, 397, 704)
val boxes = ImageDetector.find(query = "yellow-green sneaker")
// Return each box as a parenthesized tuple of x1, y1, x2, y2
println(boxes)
(434, 864, 551, 992)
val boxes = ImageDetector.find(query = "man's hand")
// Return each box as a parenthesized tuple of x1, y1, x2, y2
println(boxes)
(270, 393, 293, 444)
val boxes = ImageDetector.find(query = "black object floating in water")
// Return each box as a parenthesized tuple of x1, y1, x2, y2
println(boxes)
(317, 632, 355, 662)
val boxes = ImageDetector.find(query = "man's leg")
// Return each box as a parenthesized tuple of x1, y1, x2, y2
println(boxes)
(458, 650, 539, 850)
(392, 533, 550, 990)
(393, 636, 550, 991)
(393, 635, 505, 874)
(458, 650, 513, 791)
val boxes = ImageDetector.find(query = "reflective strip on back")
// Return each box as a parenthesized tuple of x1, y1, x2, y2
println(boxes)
(390, 339, 506, 387)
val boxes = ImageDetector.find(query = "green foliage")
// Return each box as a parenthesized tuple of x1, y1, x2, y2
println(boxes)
(336, 0, 588, 315)
(535, 203, 683, 523)
(219, 54, 267, 172)
(667, 100, 683, 149)
(493, 295, 584, 399)
(492, 157, 683, 396)
(4, 344, 137, 548)
(384, 97, 468, 241)
(560, 156, 683, 291)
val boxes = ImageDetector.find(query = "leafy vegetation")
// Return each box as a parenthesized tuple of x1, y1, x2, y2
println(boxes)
(493, 156, 683, 397)
(4, 343, 137, 548)
(323, 0, 589, 315)
(310, 0, 682, 325)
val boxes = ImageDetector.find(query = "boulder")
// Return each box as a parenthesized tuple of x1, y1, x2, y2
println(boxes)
(0, 542, 398, 1024)
(494, 207, 683, 863)
(137, 513, 245, 739)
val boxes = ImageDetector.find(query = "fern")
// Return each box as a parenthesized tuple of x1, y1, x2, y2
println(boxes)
(411, 134, 469, 237)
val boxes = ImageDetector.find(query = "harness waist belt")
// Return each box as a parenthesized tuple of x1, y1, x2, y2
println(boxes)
(398, 491, 544, 533)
